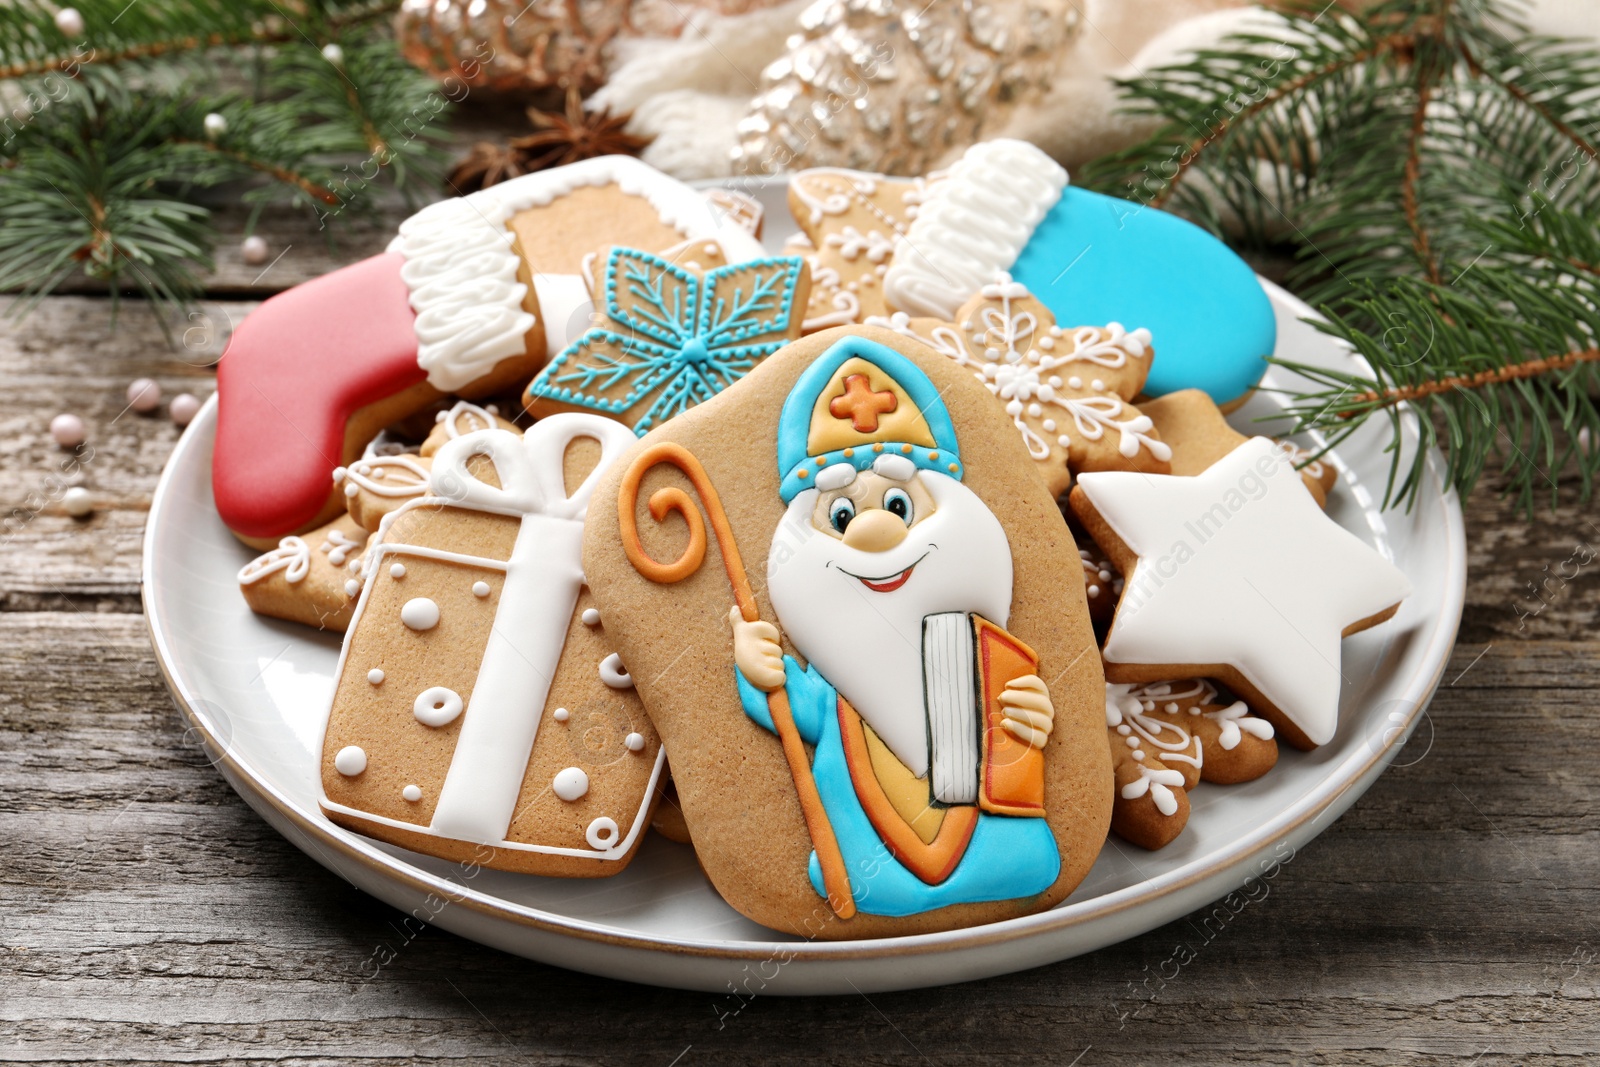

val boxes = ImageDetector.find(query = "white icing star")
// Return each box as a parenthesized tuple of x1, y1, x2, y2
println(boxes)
(1076, 438, 1412, 746)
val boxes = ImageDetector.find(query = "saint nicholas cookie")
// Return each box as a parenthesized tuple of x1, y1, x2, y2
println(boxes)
(320, 416, 665, 876)
(582, 325, 1111, 937)
(214, 156, 764, 547)
(1070, 437, 1412, 750)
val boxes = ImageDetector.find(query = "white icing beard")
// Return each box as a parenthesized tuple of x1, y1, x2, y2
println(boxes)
(767, 472, 1013, 779)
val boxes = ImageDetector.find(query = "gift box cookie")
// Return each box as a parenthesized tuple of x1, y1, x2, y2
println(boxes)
(320, 416, 664, 876)
(581, 325, 1112, 937)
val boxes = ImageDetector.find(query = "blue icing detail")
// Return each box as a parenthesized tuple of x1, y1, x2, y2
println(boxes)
(1009, 187, 1275, 405)
(526, 248, 806, 433)
(776, 335, 964, 503)
(736, 659, 1060, 918)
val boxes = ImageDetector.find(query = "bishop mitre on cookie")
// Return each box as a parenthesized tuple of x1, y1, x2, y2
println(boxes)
(1071, 437, 1412, 750)
(871, 273, 1171, 496)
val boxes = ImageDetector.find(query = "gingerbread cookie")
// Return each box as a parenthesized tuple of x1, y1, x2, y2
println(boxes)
(1071, 437, 1412, 750)
(238, 513, 368, 632)
(1080, 541, 1123, 629)
(1140, 389, 1336, 507)
(214, 156, 765, 547)
(581, 325, 1110, 937)
(871, 272, 1171, 495)
(320, 416, 665, 876)
(419, 399, 520, 457)
(523, 244, 810, 434)
(1106, 680, 1277, 851)
(785, 168, 938, 331)
(880, 138, 1275, 409)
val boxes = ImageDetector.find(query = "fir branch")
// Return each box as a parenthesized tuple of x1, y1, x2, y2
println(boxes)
(1082, 0, 1600, 512)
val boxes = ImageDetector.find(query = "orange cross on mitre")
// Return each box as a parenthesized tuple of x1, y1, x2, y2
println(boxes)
(829, 373, 898, 433)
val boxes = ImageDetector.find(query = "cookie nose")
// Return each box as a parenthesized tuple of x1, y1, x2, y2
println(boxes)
(842, 509, 908, 552)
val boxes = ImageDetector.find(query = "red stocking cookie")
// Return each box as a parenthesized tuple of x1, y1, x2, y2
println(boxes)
(214, 157, 764, 547)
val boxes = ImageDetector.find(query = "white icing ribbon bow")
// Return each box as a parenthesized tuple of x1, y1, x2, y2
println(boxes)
(428, 415, 635, 522)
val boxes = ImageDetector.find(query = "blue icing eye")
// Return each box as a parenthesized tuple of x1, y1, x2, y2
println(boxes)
(1009, 187, 1276, 406)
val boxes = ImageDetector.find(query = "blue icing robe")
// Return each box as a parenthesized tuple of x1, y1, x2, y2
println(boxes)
(736, 657, 1061, 917)
(1009, 187, 1277, 405)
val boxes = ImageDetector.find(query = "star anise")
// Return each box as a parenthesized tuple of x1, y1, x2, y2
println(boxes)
(446, 140, 529, 193)
(511, 87, 652, 172)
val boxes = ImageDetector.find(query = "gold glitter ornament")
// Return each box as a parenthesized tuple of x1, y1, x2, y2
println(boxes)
(733, 0, 1082, 176)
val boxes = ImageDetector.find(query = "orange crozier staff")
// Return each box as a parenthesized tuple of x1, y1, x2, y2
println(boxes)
(618, 442, 857, 920)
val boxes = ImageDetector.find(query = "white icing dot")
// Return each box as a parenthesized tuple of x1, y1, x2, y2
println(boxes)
(1166, 702, 1179, 713)
(1057, 435, 1071, 448)
(472, 581, 490, 598)
(332, 466, 347, 482)
(344, 482, 359, 497)
(402, 784, 422, 802)
(625, 732, 645, 752)
(1092, 379, 1106, 392)
(1027, 403, 1042, 418)
(413, 686, 464, 727)
(553, 707, 570, 722)
(1087, 584, 1100, 596)
(390, 563, 406, 579)
(372, 467, 386, 479)
(334, 745, 367, 776)
(1068, 376, 1083, 389)
(586, 816, 620, 849)
(401, 597, 440, 631)
(344, 579, 360, 597)
(1116, 724, 1132, 736)
(1132, 749, 1146, 761)
(1125, 735, 1139, 748)
(581, 608, 601, 626)
(599, 653, 633, 689)
(435, 410, 448, 423)
(367, 668, 385, 685)
(1189, 707, 1202, 716)
(1099, 570, 1113, 582)
(1042, 419, 1057, 432)
(1143, 700, 1156, 711)
(553, 766, 590, 802)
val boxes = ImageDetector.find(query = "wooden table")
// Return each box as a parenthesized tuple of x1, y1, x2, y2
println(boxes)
(3, 206, 1597, 1066)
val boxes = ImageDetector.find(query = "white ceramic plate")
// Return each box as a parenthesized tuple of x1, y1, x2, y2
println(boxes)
(143, 184, 1465, 994)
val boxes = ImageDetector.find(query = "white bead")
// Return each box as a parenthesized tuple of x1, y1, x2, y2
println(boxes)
(127, 378, 161, 413)
(63, 487, 92, 517)
(168, 393, 201, 427)
(203, 112, 228, 137)
(321, 43, 344, 65)
(50, 413, 86, 447)
(54, 7, 84, 36)
(240, 235, 269, 265)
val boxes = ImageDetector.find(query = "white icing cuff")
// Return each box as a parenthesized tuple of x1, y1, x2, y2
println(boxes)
(391, 156, 767, 393)
(882, 139, 1068, 320)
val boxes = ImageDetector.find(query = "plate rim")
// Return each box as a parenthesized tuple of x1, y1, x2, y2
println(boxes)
(142, 278, 1467, 968)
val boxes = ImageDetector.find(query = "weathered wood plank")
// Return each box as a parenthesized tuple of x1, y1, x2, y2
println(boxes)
(1, 616, 1594, 1065)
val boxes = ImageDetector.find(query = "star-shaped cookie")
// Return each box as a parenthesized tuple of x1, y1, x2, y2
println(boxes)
(1071, 437, 1412, 750)
(871, 273, 1172, 495)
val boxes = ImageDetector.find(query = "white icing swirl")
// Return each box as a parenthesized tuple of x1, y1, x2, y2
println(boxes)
(883, 139, 1068, 319)
(239, 536, 310, 585)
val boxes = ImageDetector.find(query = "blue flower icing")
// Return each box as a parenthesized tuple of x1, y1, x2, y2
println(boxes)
(1009, 187, 1276, 405)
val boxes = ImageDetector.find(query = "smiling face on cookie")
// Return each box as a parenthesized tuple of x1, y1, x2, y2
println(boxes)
(767, 340, 1014, 779)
